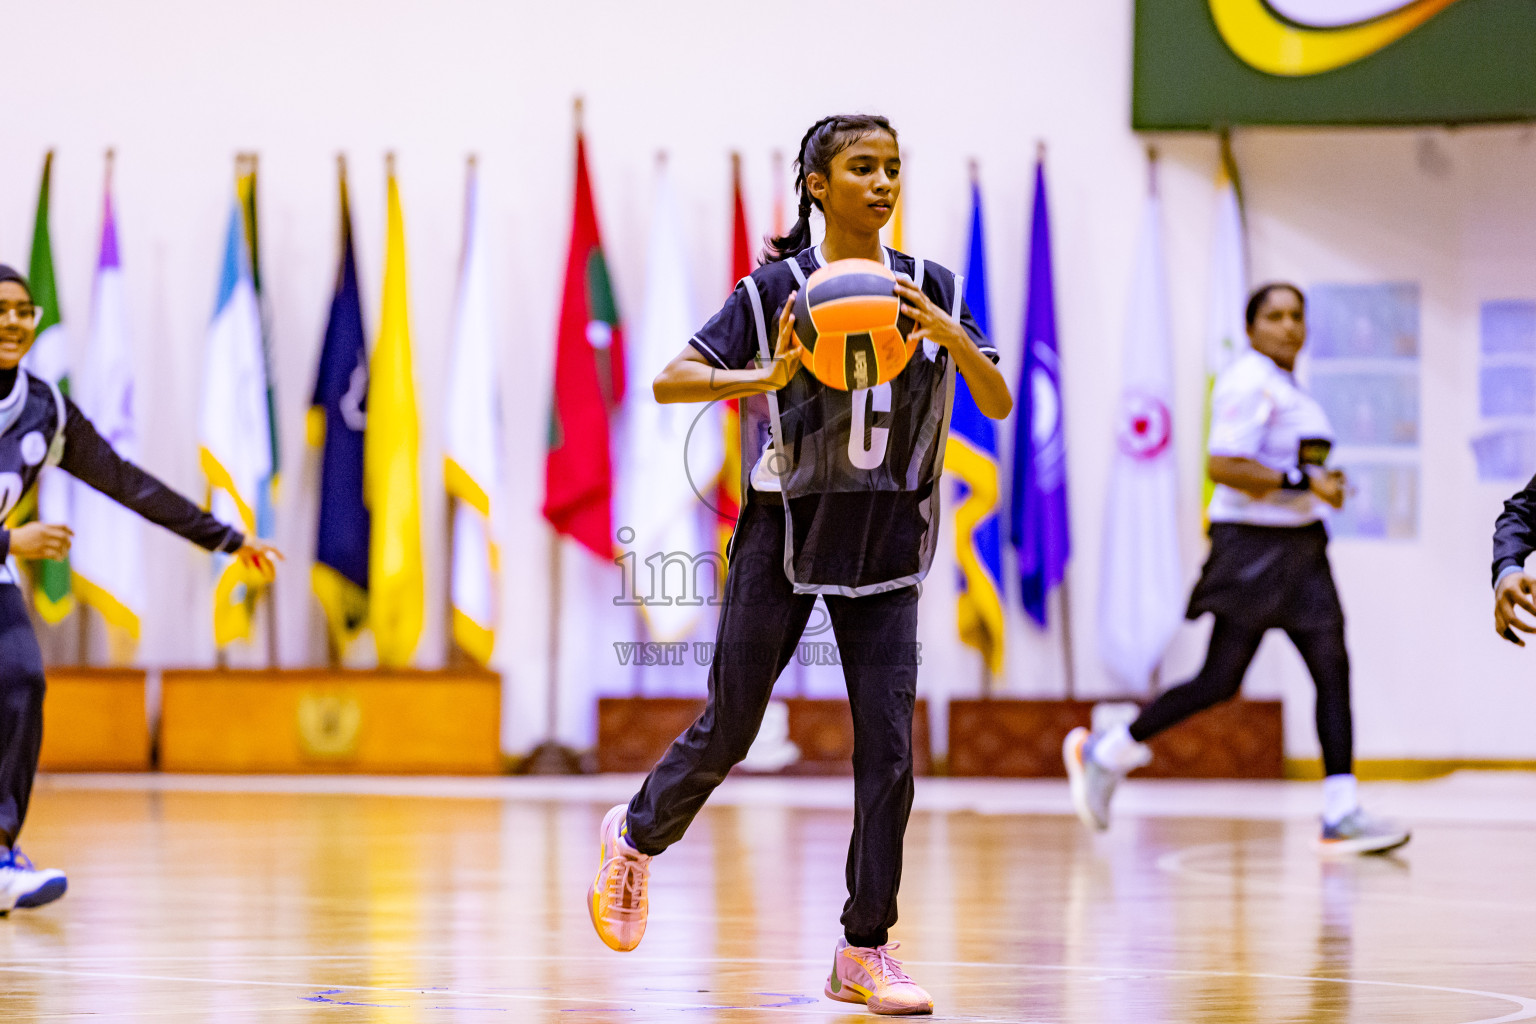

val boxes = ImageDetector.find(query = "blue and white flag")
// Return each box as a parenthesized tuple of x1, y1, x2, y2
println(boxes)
(946, 177, 1005, 675)
(1010, 158, 1071, 628)
(199, 189, 274, 647)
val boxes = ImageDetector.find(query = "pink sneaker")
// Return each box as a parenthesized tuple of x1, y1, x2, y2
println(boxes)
(586, 804, 652, 952)
(824, 937, 934, 1015)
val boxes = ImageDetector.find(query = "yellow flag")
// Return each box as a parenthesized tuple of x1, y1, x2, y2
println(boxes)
(364, 163, 423, 667)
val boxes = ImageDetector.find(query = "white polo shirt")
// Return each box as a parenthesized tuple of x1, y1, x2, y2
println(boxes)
(1206, 349, 1335, 528)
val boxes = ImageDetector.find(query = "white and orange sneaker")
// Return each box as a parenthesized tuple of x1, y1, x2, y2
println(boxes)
(824, 937, 933, 1015)
(587, 803, 652, 952)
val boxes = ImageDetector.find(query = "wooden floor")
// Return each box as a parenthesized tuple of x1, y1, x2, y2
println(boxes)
(3, 773, 1535, 1022)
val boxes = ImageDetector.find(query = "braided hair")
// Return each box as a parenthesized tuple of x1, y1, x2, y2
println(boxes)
(761, 113, 898, 264)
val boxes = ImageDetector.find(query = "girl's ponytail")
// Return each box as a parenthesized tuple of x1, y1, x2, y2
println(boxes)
(760, 114, 896, 265)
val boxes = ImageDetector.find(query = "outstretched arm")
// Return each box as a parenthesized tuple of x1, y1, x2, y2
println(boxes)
(57, 397, 280, 573)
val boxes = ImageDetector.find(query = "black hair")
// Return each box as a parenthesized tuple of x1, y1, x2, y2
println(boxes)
(1245, 282, 1304, 328)
(0, 265, 30, 299)
(761, 114, 898, 264)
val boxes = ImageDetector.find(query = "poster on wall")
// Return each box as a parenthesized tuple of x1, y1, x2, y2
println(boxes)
(1305, 282, 1421, 540)
(1471, 299, 1536, 483)
(1133, 0, 1536, 129)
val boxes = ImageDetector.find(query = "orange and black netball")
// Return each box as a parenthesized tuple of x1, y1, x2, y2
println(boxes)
(792, 258, 917, 390)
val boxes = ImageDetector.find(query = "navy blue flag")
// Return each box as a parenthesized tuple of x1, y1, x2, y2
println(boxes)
(1010, 159, 1072, 627)
(309, 162, 370, 654)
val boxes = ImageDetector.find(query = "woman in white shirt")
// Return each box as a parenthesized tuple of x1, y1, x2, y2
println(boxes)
(1065, 283, 1409, 856)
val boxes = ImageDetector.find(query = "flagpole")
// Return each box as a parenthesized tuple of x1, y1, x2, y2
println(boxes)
(523, 97, 590, 774)
(1059, 573, 1077, 699)
(522, 530, 581, 773)
(251, 150, 280, 673)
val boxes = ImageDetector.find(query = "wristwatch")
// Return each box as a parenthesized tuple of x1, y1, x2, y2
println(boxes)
(1280, 467, 1310, 491)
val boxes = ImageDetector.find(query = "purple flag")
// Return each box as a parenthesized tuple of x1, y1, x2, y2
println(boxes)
(1010, 159, 1071, 627)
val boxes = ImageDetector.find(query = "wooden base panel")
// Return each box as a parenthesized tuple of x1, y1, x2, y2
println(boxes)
(159, 669, 502, 774)
(37, 668, 150, 771)
(596, 696, 932, 776)
(948, 698, 1284, 779)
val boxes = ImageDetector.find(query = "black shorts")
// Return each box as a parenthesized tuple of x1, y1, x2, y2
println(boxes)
(1186, 521, 1344, 631)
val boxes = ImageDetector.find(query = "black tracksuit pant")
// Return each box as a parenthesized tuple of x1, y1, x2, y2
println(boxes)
(0, 586, 48, 849)
(626, 495, 920, 949)
(1128, 615, 1353, 777)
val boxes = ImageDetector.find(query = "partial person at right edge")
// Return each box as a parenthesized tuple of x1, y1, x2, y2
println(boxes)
(1064, 283, 1410, 857)
(1492, 476, 1536, 646)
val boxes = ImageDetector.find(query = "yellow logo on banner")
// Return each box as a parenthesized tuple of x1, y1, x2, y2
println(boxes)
(1210, 0, 1465, 76)
(297, 692, 362, 758)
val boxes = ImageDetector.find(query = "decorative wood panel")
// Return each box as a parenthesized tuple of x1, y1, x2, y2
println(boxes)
(38, 668, 150, 771)
(597, 697, 932, 776)
(948, 699, 1284, 779)
(160, 669, 501, 774)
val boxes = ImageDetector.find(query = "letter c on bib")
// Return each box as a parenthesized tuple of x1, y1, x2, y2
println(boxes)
(848, 384, 892, 470)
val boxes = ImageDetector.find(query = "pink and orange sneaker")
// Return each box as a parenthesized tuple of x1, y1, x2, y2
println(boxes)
(586, 804, 652, 952)
(824, 937, 934, 1015)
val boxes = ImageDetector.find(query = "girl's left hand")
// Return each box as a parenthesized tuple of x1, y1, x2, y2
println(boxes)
(234, 540, 284, 582)
(895, 280, 967, 351)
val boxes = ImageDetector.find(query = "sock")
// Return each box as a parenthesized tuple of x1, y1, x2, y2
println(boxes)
(1090, 724, 1144, 773)
(1322, 773, 1359, 826)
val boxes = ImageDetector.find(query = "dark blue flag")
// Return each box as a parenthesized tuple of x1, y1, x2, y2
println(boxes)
(309, 163, 370, 654)
(1010, 159, 1071, 627)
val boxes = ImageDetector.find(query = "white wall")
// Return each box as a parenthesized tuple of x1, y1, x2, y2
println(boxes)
(6, 0, 1532, 759)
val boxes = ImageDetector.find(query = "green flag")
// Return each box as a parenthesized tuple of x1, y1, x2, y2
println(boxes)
(22, 151, 74, 623)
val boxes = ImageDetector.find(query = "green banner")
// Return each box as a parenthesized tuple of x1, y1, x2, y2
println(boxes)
(1134, 0, 1536, 129)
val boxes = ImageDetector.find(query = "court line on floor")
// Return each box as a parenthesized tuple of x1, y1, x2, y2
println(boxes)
(0, 965, 1025, 1023)
(1156, 839, 1531, 913)
(2, 954, 1532, 1023)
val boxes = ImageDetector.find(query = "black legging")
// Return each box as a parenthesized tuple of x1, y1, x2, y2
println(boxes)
(627, 496, 919, 949)
(0, 585, 47, 849)
(1129, 615, 1353, 777)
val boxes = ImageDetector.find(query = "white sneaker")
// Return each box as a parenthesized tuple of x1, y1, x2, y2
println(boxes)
(1063, 727, 1149, 832)
(0, 849, 67, 914)
(1317, 810, 1411, 857)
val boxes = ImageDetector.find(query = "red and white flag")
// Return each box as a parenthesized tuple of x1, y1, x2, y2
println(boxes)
(1098, 165, 1183, 692)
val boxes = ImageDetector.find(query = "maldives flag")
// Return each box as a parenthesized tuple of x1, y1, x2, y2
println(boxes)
(716, 154, 751, 556)
(543, 132, 624, 557)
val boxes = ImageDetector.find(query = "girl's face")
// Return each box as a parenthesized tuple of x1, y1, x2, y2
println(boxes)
(806, 131, 900, 237)
(1248, 287, 1306, 370)
(0, 281, 38, 371)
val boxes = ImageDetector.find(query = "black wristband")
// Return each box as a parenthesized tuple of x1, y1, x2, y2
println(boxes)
(1279, 467, 1310, 491)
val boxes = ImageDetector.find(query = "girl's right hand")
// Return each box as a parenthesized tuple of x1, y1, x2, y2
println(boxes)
(10, 522, 73, 560)
(761, 291, 805, 391)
